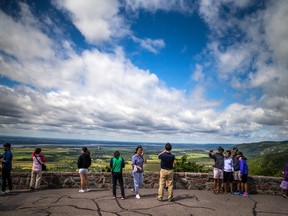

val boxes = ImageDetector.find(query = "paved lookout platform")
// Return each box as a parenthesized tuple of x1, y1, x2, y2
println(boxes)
(0, 189, 287, 216)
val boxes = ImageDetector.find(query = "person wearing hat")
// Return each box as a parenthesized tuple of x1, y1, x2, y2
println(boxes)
(208, 146, 224, 194)
(0, 143, 13, 194)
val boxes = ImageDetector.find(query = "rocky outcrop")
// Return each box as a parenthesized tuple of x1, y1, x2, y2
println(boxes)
(11, 172, 283, 195)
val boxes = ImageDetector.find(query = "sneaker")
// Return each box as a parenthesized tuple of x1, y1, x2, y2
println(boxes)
(136, 194, 140, 199)
(79, 189, 85, 193)
(168, 198, 174, 202)
(234, 190, 241, 195)
(0, 191, 5, 195)
(242, 192, 248, 197)
(86, 188, 91, 192)
(5, 189, 10, 194)
(282, 194, 288, 199)
(113, 196, 116, 199)
(131, 188, 135, 193)
(157, 197, 162, 202)
(121, 196, 125, 200)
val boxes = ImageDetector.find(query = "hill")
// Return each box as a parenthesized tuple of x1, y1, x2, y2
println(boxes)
(234, 141, 288, 177)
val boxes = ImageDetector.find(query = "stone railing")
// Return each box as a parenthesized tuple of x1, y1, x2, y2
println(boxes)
(11, 172, 283, 195)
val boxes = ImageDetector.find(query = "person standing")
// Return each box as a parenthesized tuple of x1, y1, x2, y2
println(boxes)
(223, 150, 234, 193)
(238, 152, 249, 196)
(157, 143, 175, 202)
(110, 151, 125, 200)
(131, 145, 147, 199)
(0, 143, 13, 193)
(30, 148, 46, 190)
(208, 146, 224, 194)
(77, 147, 91, 193)
(280, 163, 288, 198)
(232, 147, 241, 194)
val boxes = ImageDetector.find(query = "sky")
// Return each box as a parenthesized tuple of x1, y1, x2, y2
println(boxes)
(0, 0, 287, 144)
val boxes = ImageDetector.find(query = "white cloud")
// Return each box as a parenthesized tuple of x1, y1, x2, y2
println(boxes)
(0, 1, 287, 143)
(54, 0, 129, 44)
(131, 36, 165, 53)
(125, 0, 196, 13)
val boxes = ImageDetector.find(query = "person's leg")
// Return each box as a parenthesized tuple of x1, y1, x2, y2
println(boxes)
(133, 173, 140, 194)
(118, 173, 125, 197)
(35, 171, 43, 189)
(218, 179, 223, 193)
(30, 171, 36, 189)
(84, 173, 89, 189)
(112, 173, 117, 197)
(158, 169, 166, 200)
(6, 169, 12, 191)
(213, 168, 218, 193)
(166, 170, 174, 200)
(1, 169, 7, 192)
(79, 173, 85, 190)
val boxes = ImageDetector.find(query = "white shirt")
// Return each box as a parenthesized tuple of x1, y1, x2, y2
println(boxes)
(224, 157, 234, 172)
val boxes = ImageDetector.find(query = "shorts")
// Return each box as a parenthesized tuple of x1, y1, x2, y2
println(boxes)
(241, 174, 248, 183)
(233, 171, 241, 181)
(213, 168, 223, 180)
(79, 168, 89, 174)
(223, 171, 233, 183)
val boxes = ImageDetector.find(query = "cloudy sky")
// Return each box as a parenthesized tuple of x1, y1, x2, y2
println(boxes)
(0, 0, 287, 144)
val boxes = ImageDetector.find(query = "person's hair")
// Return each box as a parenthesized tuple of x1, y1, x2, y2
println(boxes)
(165, 143, 172, 151)
(35, 148, 41, 154)
(237, 152, 243, 157)
(135, 145, 142, 154)
(3, 143, 11, 149)
(232, 147, 238, 151)
(114, 151, 120, 158)
(82, 147, 90, 155)
(226, 150, 231, 155)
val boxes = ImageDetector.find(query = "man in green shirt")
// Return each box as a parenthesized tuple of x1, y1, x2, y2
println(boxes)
(110, 151, 125, 199)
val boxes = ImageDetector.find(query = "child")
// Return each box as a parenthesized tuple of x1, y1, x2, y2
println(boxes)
(280, 163, 288, 198)
(223, 150, 234, 193)
(209, 146, 224, 194)
(77, 147, 91, 192)
(238, 152, 249, 196)
(110, 151, 125, 199)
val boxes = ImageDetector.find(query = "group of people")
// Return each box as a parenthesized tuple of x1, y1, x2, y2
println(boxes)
(208, 146, 249, 196)
(1, 142, 288, 200)
(77, 143, 175, 201)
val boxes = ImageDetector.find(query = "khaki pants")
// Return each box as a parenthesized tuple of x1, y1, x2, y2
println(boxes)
(30, 171, 42, 189)
(158, 169, 174, 200)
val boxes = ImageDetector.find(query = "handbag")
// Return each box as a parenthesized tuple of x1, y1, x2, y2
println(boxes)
(35, 156, 47, 171)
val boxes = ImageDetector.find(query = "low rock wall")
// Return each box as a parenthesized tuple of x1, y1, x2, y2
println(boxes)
(11, 172, 283, 195)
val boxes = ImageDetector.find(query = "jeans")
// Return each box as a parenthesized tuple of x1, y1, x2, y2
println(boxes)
(133, 172, 143, 193)
(112, 172, 125, 196)
(2, 168, 12, 191)
(30, 171, 42, 189)
(158, 169, 174, 200)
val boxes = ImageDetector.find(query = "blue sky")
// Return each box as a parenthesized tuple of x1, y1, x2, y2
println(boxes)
(0, 0, 287, 144)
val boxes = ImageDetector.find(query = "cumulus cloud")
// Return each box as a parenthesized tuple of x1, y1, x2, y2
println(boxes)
(54, 0, 129, 44)
(0, 1, 287, 143)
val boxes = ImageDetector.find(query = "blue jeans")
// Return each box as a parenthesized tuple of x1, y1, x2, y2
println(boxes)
(133, 172, 143, 193)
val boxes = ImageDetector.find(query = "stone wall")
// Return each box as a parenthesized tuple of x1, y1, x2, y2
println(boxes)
(11, 172, 283, 195)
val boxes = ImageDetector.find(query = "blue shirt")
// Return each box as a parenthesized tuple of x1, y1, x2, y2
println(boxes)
(2, 150, 13, 170)
(131, 154, 144, 173)
(158, 152, 175, 170)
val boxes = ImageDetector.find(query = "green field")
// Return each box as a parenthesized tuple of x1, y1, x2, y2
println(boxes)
(10, 146, 213, 173)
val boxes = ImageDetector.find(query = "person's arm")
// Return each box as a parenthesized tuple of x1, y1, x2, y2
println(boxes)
(121, 158, 125, 168)
(158, 150, 166, 159)
(77, 155, 81, 169)
(239, 160, 243, 174)
(88, 156, 91, 167)
(208, 152, 215, 160)
(142, 151, 147, 163)
(231, 159, 234, 172)
(110, 158, 113, 168)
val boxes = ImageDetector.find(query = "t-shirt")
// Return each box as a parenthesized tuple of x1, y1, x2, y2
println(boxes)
(224, 157, 234, 172)
(2, 150, 13, 170)
(158, 152, 175, 170)
(131, 154, 144, 173)
(110, 157, 125, 173)
(209, 153, 224, 170)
